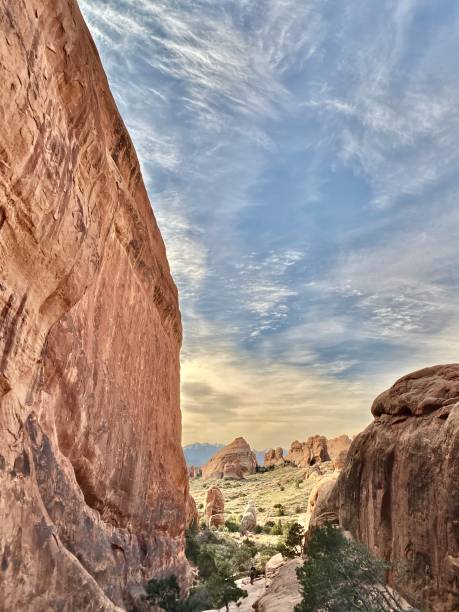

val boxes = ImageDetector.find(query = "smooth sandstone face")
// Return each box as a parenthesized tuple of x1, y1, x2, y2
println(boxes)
(0, 1, 189, 608)
(306, 365, 459, 612)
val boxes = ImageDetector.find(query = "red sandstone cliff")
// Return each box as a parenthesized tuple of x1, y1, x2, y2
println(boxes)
(310, 365, 459, 611)
(0, 1, 189, 609)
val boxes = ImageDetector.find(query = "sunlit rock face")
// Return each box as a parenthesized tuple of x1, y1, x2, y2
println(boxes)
(0, 1, 189, 608)
(205, 486, 225, 528)
(264, 447, 285, 468)
(326, 434, 352, 464)
(334, 365, 459, 612)
(286, 435, 330, 467)
(201, 437, 257, 480)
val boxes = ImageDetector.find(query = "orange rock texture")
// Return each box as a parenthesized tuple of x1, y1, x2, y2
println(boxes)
(331, 365, 459, 611)
(286, 435, 330, 467)
(0, 1, 189, 609)
(205, 486, 225, 528)
(264, 447, 285, 468)
(202, 437, 257, 480)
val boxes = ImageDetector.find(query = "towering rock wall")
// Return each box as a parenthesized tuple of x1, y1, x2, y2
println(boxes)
(0, 1, 189, 609)
(328, 365, 459, 611)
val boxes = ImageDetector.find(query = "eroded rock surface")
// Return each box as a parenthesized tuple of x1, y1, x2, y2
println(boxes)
(253, 557, 302, 612)
(240, 501, 257, 534)
(205, 486, 225, 528)
(202, 437, 257, 480)
(264, 447, 284, 468)
(332, 365, 459, 611)
(0, 1, 189, 609)
(326, 434, 351, 465)
(286, 435, 330, 467)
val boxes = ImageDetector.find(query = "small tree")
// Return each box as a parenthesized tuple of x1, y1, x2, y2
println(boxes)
(146, 575, 180, 610)
(277, 522, 304, 558)
(295, 523, 411, 612)
(206, 574, 246, 611)
(270, 519, 284, 535)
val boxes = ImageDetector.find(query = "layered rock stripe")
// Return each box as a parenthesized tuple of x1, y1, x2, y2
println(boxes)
(0, 1, 190, 609)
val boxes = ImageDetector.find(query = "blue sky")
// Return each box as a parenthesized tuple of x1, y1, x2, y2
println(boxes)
(80, 0, 459, 448)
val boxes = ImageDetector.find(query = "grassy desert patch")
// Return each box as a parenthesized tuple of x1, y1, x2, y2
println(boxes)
(189, 464, 333, 546)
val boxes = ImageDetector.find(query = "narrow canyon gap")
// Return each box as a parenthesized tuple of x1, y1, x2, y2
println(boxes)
(0, 0, 191, 609)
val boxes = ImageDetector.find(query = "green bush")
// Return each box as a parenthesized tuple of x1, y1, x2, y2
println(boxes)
(270, 519, 284, 536)
(145, 575, 181, 610)
(276, 522, 304, 558)
(295, 523, 409, 612)
(273, 503, 285, 516)
(224, 518, 240, 533)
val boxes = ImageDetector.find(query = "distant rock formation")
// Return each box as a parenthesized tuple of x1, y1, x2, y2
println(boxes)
(326, 434, 352, 464)
(0, 1, 189, 608)
(188, 465, 202, 478)
(285, 434, 351, 470)
(286, 435, 330, 467)
(240, 501, 257, 534)
(202, 437, 257, 480)
(308, 365, 459, 612)
(205, 486, 225, 528)
(264, 447, 285, 467)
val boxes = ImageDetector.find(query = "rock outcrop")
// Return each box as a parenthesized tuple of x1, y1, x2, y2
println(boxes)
(253, 557, 302, 611)
(0, 1, 189, 609)
(286, 435, 330, 467)
(188, 465, 202, 479)
(240, 501, 257, 534)
(304, 474, 339, 533)
(202, 437, 257, 480)
(332, 449, 348, 470)
(205, 486, 225, 528)
(327, 365, 459, 611)
(326, 434, 351, 465)
(186, 496, 199, 529)
(264, 447, 284, 468)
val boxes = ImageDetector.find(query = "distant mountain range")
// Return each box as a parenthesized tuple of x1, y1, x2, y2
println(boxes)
(183, 442, 266, 466)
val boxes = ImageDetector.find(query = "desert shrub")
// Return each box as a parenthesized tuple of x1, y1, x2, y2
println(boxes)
(295, 523, 409, 612)
(145, 575, 181, 610)
(295, 480, 301, 489)
(224, 518, 240, 533)
(254, 525, 263, 534)
(295, 505, 302, 514)
(276, 522, 304, 558)
(273, 503, 285, 516)
(205, 575, 246, 611)
(198, 502, 203, 509)
(255, 543, 279, 573)
(279, 485, 285, 491)
(263, 520, 275, 534)
(258, 507, 265, 512)
(270, 519, 284, 536)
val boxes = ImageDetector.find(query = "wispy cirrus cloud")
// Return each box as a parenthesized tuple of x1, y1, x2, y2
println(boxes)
(80, 0, 459, 447)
